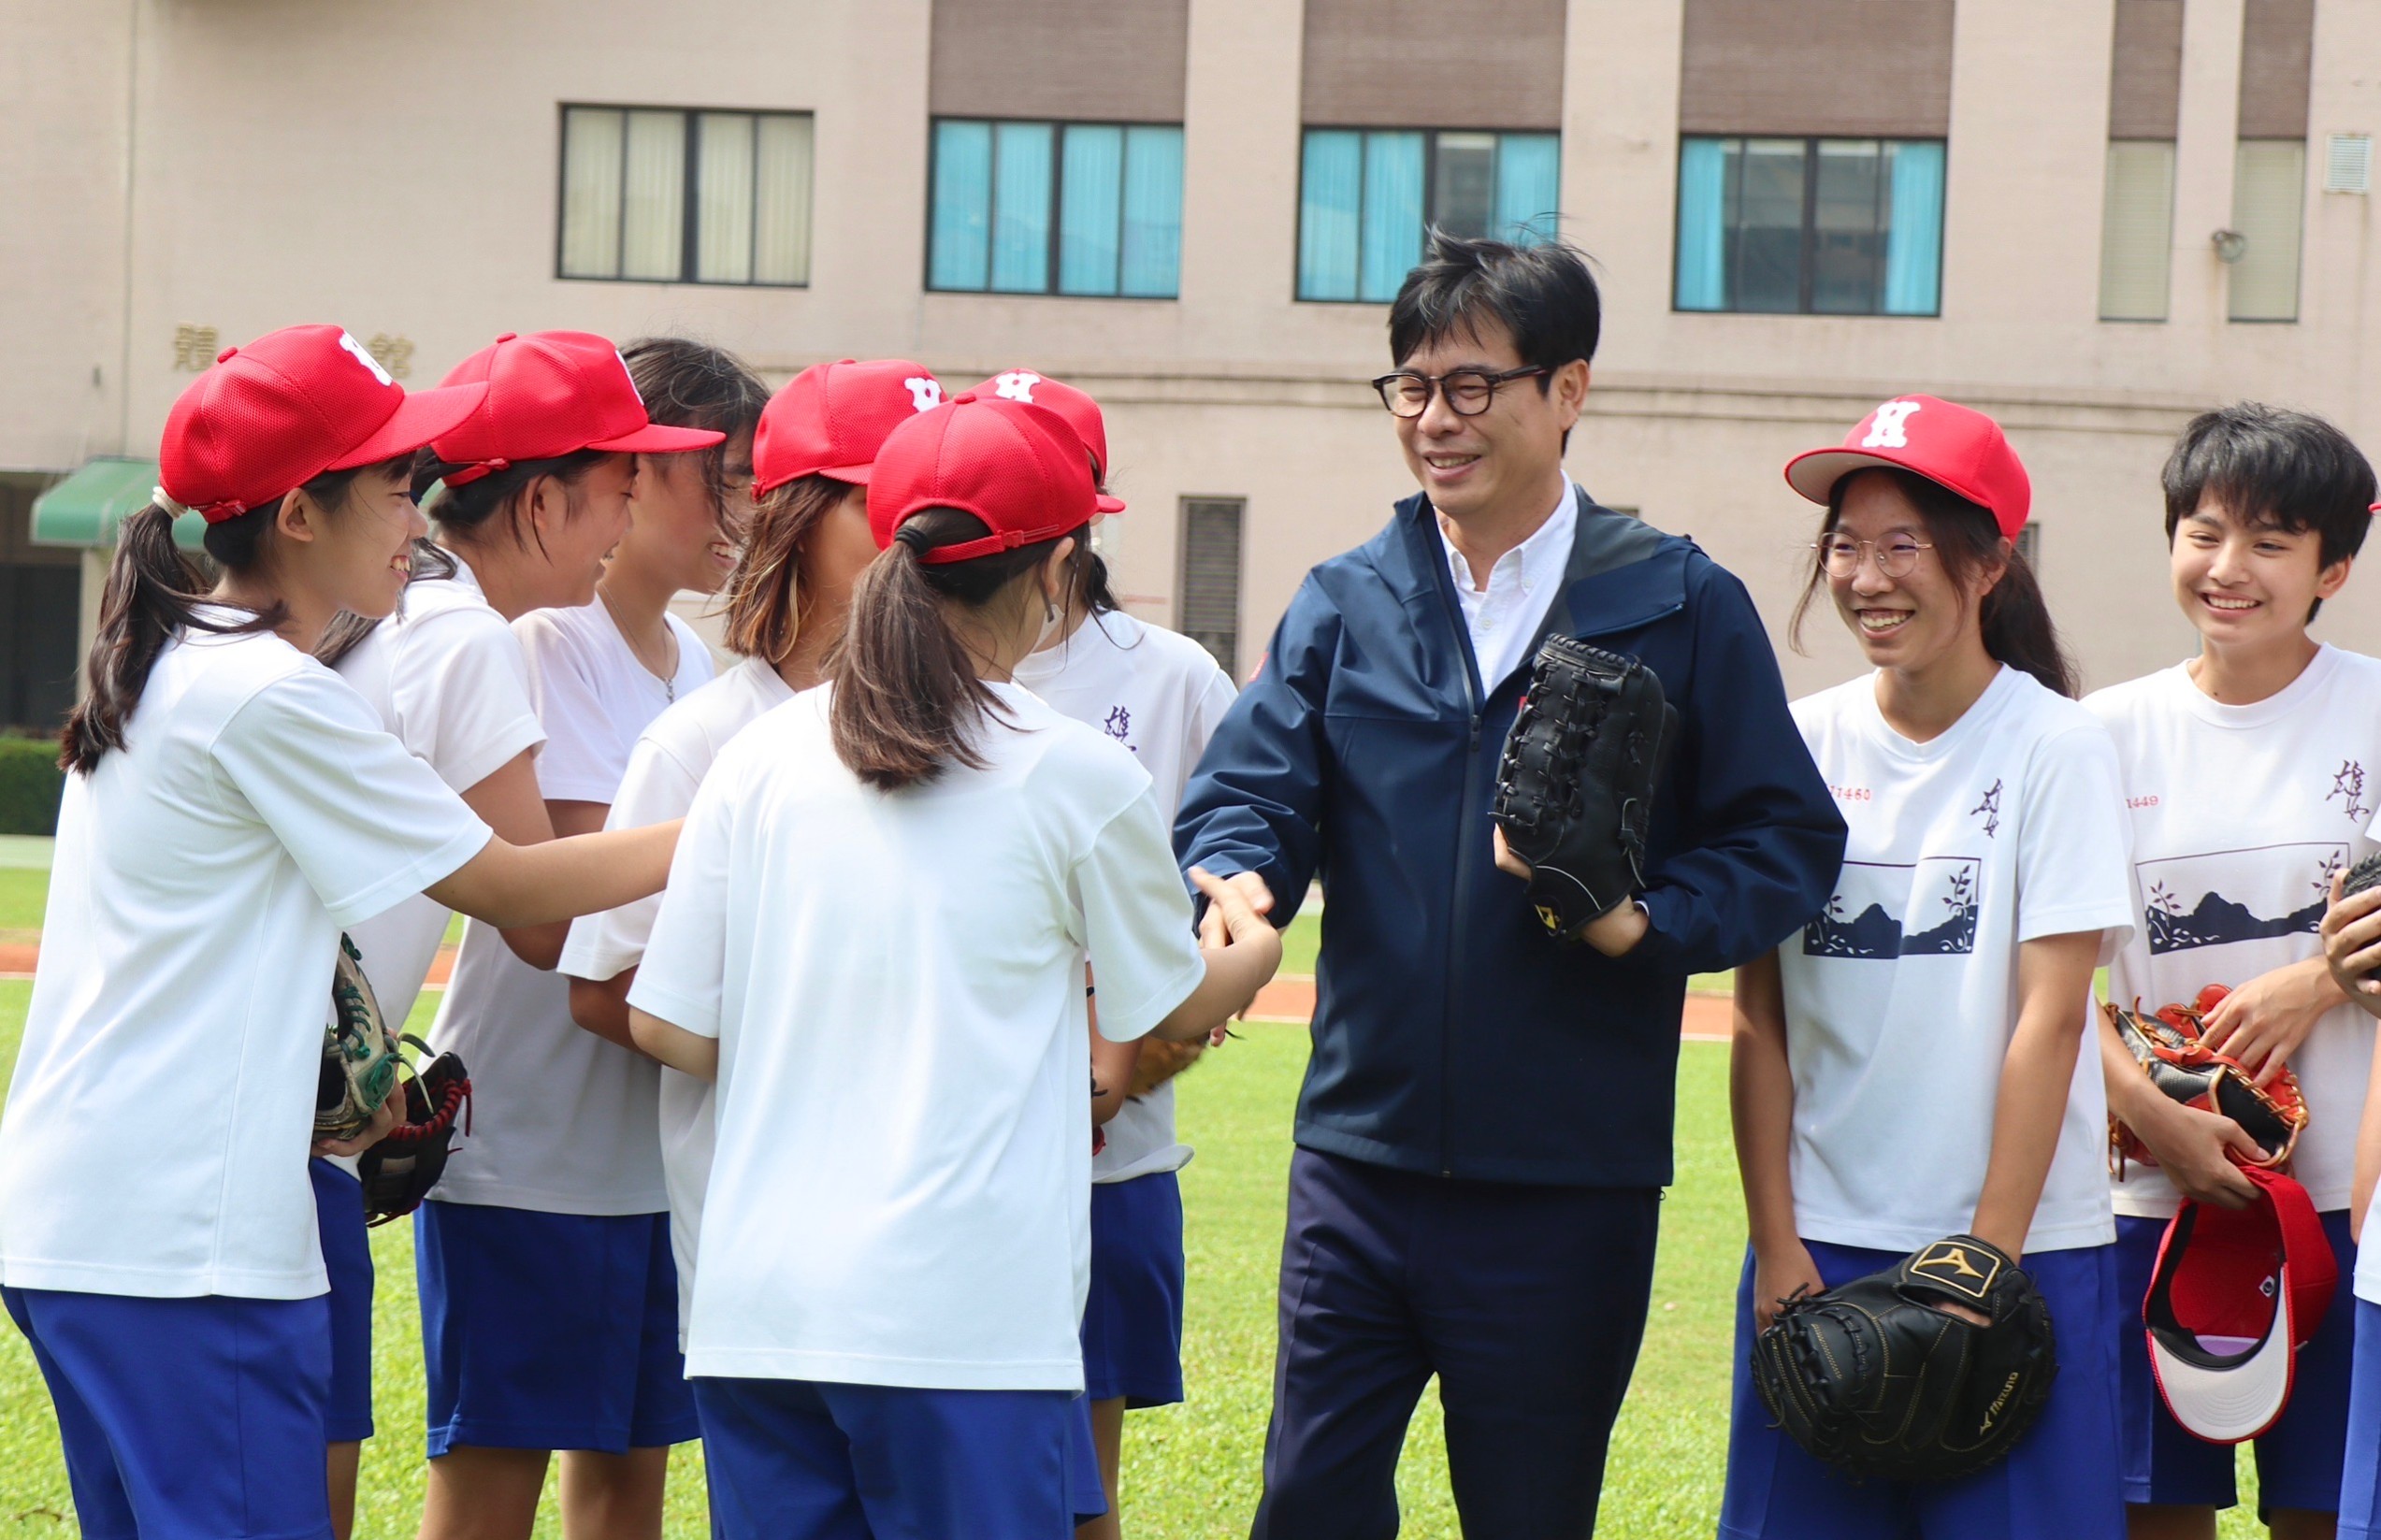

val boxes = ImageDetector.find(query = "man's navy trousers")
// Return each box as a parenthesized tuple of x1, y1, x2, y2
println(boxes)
(1251, 1148, 1661, 1540)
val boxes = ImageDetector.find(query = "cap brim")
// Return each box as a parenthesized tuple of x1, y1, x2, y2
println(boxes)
(330, 381, 489, 471)
(2146, 1286, 2296, 1444)
(588, 423, 729, 454)
(1094, 494, 1126, 515)
(1782, 447, 1942, 506)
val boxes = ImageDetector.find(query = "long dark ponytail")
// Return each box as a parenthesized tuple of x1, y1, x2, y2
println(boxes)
(829, 508, 1077, 790)
(65, 462, 382, 771)
(1791, 466, 2077, 698)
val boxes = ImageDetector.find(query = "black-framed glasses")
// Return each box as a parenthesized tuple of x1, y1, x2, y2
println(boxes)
(1815, 535, 1934, 579)
(1371, 366, 1549, 418)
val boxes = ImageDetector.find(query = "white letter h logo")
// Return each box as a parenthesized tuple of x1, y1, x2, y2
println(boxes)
(1862, 400, 1922, 449)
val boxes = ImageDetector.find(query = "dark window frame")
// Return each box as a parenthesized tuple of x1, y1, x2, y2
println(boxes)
(1294, 123, 1564, 305)
(1670, 133, 1947, 318)
(923, 114, 1186, 300)
(554, 102, 815, 289)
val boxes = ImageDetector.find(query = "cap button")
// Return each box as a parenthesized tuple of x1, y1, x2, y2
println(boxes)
(215, 347, 238, 363)
(495, 332, 518, 343)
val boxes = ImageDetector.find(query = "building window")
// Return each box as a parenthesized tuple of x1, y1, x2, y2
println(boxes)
(1673, 137, 1944, 316)
(2100, 140, 2176, 321)
(1297, 129, 1560, 303)
(558, 106, 813, 286)
(2229, 139, 2305, 322)
(1178, 497, 1244, 678)
(928, 120, 1184, 297)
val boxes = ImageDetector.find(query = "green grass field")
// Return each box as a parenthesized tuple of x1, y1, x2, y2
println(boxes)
(0, 859, 2266, 1535)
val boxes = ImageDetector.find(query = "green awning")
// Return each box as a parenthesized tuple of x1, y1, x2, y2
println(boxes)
(30, 457, 203, 551)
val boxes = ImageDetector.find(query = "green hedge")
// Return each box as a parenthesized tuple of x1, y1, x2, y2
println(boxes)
(0, 735, 65, 837)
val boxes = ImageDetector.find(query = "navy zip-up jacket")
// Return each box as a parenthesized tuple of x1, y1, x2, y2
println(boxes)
(1176, 488, 1846, 1187)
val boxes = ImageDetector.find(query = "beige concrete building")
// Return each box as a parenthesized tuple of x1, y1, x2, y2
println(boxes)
(3, 0, 2377, 731)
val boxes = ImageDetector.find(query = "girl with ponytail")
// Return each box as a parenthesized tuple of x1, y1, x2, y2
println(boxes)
(1723, 397, 2135, 1538)
(0, 326, 683, 1540)
(624, 394, 1279, 1539)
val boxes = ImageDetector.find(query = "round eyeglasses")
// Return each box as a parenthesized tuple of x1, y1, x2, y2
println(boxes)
(1371, 367, 1549, 419)
(1815, 535, 1935, 580)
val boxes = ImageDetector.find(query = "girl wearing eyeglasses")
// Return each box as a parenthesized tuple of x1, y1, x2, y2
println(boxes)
(1722, 396, 2133, 1540)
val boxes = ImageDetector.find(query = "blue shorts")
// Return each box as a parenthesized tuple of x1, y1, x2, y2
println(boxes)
(2338, 1298, 2381, 1539)
(4, 1286, 333, 1540)
(1082, 1171, 1186, 1407)
(1719, 1239, 2127, 1540)
(2114, 1209, 2356, 1514)
(691, 1378, 1103, 1540)
(310, 1159, 374, 1443)
(415, 1201, 699, 1457)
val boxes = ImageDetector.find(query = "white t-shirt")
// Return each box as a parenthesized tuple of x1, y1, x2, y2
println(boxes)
(336, 559, 545, 1033)
(2089, 646, 2381, 1224)
(1781, 666, 2134, 1255)
(0, 626, 488, 1298)
(1013, 612, 1236, 1183)
(558, 655, 793, 1338)
(427, 599, 713, 1215)
(628, 684, 1206, 1389)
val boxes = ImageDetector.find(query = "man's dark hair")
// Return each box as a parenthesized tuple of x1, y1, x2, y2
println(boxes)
(1388, 231, 1601, 375)
(2162, 402, 2374, 619)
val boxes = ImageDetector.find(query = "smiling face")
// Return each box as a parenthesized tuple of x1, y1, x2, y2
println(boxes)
(2170, 493, 2349, 647)
(522, 452, 638, 609)
(296, 460, 427, 621)
(1827, 470, 2002, 675)
(619, 434, 753, 597)
(1392, 315, 1587, 526)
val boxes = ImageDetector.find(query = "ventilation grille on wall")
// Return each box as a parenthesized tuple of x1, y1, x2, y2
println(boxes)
(2325, 133, 2373, 194)
(1178, 497, 1245, 680)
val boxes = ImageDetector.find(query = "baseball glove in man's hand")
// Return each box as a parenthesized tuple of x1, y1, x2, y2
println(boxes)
(1752, 1235, 2057, 1483)
(1492, 636, 1679, 942)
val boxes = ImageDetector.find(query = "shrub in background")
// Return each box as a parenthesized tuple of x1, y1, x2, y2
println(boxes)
(0, 735, 64, 837)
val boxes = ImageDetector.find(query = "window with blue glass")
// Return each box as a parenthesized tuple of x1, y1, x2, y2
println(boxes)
(1297, 128, 1560, 303)
(1673, 137, 1945, 316)
(928, 120, 1183, 297)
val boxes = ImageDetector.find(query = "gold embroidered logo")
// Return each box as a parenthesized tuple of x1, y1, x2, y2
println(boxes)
(1909, 1241, 1999, 1301)
(1537, 904, 1562, 933)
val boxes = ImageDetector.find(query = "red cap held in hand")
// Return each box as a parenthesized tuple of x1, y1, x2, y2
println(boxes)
(2144, 1167, 2337, 1445)
(159, 324, 488, 523)
(968, 369, 1109, 483)
(1783, 395, 2032, 540)
(867, 394, 1125, 565)
(431, 331, 724, 486)
(753, 359, 944, 496)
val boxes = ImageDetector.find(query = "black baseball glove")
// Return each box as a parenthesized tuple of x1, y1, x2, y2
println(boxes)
(1751, 1235, 2057, 1483)
(356, 1037, 471, 1227)
(1491, 636, 1679, 941)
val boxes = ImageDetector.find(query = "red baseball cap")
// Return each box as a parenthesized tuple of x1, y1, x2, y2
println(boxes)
(968, 369, 1108, 482)
(868, 394, 1124, 565)
(752, 359, 944, 496)
(430, 331, 723, 486)
(158, 324, 488, 523)
(1782, 395, 2032, 540)
(2144, 1167, 2338, 1444)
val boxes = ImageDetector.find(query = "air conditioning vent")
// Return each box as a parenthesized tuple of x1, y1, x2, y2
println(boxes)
(2325, 133, 2372, 194)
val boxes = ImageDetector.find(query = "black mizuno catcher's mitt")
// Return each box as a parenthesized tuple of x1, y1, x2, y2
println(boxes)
(1492, 636, 1679, 941)
(1752, 1235, 2058, 1483)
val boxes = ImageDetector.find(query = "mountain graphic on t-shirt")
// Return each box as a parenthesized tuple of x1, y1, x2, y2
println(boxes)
(2138, 842, 2350, 957)
(1804, 856, 1982, 959)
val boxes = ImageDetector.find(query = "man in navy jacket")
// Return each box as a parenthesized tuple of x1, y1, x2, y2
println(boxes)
(1176, 234, 1846, 1538)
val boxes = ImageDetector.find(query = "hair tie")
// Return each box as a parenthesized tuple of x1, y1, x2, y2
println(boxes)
(893, 523, 934, 554)
(152, 486, 194, 520)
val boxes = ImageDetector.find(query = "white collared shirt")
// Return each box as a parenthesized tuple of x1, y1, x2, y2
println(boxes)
(1439, 474, 1578, 692)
